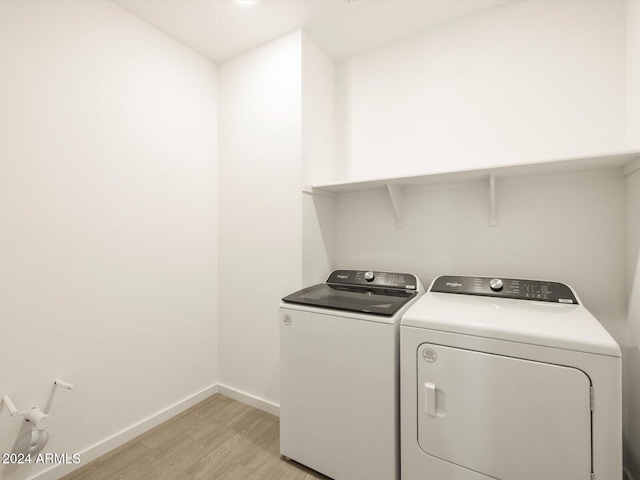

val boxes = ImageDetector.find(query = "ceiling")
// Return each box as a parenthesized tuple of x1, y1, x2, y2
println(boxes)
(113, 0, 512, 63)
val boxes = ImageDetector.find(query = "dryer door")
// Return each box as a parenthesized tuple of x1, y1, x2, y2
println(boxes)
(417, 343, 591, 480)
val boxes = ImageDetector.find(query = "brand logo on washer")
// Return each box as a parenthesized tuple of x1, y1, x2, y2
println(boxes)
(283, 315, 292, 326)
(337, 274, 349, 279)
(422, 348, 437, 363)
(446, 282, 462, 288)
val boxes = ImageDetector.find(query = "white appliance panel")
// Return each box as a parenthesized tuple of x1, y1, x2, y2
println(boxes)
(280, 307, 399, 480)
(417, 342, 592, 480)
(402, 293, 620, 357)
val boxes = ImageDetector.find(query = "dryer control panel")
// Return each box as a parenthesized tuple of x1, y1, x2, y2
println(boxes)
(431, 276, 578, 304)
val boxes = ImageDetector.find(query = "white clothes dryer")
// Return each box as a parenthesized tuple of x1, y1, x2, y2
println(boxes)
(281, 270, 424, 480)
(400, 275, 621, 480)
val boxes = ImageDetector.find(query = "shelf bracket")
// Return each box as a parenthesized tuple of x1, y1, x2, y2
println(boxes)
(386, 182, 404, 228)
(489, 174, 497, 226)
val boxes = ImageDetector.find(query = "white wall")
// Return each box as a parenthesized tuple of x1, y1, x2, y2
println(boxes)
(218, 31, 302, 408)
(301, 31, 337, 286)
(336, 0, 626, 181)
(628, 1, 640, 149)
(334, 173, 627, 338)
(0, 2, 218, 479)
(301, 31, 336, 187)
(625, 5, 640, 480)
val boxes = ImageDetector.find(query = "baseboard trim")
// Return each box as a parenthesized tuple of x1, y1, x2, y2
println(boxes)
(216, 383, 280, 417)
(30, 384, 219, 480)
(30, 383, 278, 480)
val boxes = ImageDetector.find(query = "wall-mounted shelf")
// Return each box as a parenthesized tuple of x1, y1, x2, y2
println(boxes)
(305, 149, 640, 227)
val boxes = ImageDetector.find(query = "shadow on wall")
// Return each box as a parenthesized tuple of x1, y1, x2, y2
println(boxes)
(302, 193, 336, 286)
(626, 168, 640, 480)
(626, 249, 640, 480)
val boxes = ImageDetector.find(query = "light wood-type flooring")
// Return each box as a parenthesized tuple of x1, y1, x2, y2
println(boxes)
(60, 394, 330, 480)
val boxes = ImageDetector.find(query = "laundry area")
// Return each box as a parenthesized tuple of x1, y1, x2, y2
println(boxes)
(0, 1, 639, 480)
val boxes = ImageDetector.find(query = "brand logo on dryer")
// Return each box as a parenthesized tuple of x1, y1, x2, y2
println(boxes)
(446, 282, 462, 288)
(337, 275, 349, 279)
(422, 349, 437, 363)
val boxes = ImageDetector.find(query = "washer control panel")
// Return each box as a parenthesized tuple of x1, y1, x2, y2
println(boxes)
(431, 275, 578, 304)
(327, 270, 418, 290)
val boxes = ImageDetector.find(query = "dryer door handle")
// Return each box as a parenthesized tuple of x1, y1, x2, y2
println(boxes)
(424, 382, 437, 416)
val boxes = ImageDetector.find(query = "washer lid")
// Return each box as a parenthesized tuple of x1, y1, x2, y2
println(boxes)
(282, 283, 418, 317)
(402, 292, 620, 357)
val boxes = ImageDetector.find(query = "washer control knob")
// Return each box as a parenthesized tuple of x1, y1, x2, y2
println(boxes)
(489, 278, 504, 292)
(364, 271, 375, 282)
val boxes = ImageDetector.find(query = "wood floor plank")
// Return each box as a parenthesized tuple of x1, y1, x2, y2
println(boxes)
(60, 394, 330, 480)
(77, 442, 152, 480)
(215, 462, 253, 480)
(131, 433, 201, 480)
(185, 431, 246, 479)
(247, 455, 308, 480)
(138, 394, 231, 449)
(215, 399, 256, 426)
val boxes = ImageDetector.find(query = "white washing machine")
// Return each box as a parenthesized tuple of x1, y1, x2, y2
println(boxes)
(280, 269, 424, 480)
(401, 275, 622, 480)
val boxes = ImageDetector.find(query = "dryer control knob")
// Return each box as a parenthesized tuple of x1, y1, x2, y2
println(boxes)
(489, 278, 504, 292)
(364, 271, 375, 282)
